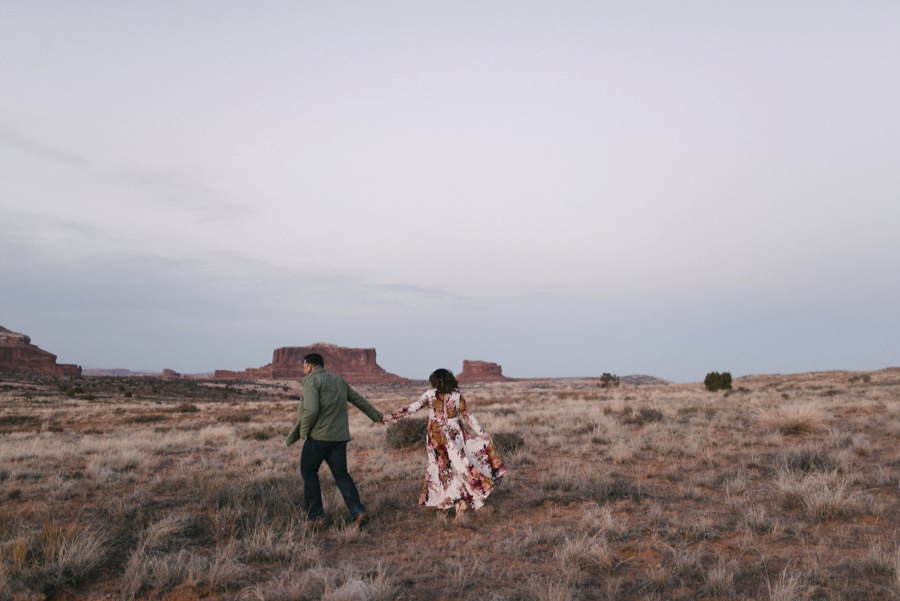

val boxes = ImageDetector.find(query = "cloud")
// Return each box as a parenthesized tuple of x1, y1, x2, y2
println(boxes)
(0, 125, 90, 166)
(106, 164, 251, 218)
(369, 281, 463, 305)
(1, 124, 249, 219)
(1, 220, 459, 327)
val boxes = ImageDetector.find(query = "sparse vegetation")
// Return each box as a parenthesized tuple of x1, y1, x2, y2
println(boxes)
(0, 369, 899, 599)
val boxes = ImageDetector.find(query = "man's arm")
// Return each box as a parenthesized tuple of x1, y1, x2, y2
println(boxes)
(300, 381, 321, 439)
(347, 386, 383, 422)
(284, 397, 304, 446)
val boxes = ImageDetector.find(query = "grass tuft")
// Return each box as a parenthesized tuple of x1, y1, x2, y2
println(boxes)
(782, 444, 837, 473)
(385, 418, 428, 449)
(757, 403, 827, 434)
(14, 522, 112, 596)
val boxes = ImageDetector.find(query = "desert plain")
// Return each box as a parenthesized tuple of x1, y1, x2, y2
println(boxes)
(1, 368, 900, 600)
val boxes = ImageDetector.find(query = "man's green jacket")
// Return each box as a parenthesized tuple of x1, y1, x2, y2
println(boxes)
(285, 366, 383, 446)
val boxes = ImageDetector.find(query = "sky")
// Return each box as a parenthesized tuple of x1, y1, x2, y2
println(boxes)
(2, 1, 899, 382)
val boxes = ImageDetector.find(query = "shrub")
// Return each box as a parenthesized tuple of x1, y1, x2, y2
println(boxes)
(0, 414, 41, 430)
(492, 432, 525, 454)
(217, 411, 252, 423)
(599, 373, 620, 388)
(7, 523, 112, 596)
(555, 532, 613, 574)
(127, 414, 166, 424)
(385, 418, 428, 449)
(593, 476, 644, 504)
(782, 445, 836, 473)
(241, 427, 280, 441)
(622, 408, 664, 426)
(704, 372, 733, 392)
(776, 470, 871, 521)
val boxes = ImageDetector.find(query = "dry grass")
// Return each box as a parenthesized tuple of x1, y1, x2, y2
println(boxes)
(1, 368, 899, 600)
(757, 402, 829, 434)
(0, 520, 111, 597)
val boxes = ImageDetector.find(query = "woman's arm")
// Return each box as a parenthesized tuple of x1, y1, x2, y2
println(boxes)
(381, 391, 429, 423)
(459, 394, 490, 439)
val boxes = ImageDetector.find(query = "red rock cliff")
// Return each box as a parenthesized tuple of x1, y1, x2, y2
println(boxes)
(456, 360, 512, 383)
(216, 343, 408, 385)
(0, 326, 81, 376)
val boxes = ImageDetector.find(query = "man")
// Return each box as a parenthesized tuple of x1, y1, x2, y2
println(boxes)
(285, 352, 383, 529)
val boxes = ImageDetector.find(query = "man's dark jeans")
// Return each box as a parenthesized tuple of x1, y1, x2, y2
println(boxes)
(300, 438, 366, 520)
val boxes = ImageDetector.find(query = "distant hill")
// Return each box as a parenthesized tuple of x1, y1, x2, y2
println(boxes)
(81, 366, 669, 384)
(619, 374, 671, 386)
(82, 368, 151, 377)
(82, 368, 213, 378)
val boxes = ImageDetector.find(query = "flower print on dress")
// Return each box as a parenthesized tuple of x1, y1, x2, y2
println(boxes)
(389, 389, 506, 510)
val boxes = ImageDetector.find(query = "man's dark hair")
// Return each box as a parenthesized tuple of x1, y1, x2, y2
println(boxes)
(304, 353, 324, 367)
(429, 368, 459, 395)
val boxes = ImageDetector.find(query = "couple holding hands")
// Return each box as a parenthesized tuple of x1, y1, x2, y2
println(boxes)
(285, 353, 507, 528)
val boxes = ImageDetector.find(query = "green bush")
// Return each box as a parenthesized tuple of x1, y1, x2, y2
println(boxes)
(599, 373, 620, 388)
(704, 371, 733, 392)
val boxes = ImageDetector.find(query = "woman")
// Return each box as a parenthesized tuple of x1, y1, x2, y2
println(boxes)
(381, 368, 506, 517)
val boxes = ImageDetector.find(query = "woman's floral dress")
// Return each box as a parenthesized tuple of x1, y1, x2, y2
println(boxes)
(389, 389, 507, 510)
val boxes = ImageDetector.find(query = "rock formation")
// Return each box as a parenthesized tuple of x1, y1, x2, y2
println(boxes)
(215, 342, 408, 385)
(456, 360, 512, 383)
(213, 366, 274, 380)
(0, 325, 81, 376)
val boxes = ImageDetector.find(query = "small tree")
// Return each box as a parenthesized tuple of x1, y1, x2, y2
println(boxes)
(600, 373, 620, 388)
(704, 371, 733, 392)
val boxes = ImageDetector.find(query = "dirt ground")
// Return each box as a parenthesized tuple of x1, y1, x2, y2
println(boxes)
(1, 369, 899, 600)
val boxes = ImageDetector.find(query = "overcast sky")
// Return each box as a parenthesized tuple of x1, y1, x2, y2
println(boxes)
(2, 1, 898, 382)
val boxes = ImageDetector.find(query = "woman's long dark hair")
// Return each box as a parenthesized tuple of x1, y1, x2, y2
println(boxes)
(429, 368, 459, 395)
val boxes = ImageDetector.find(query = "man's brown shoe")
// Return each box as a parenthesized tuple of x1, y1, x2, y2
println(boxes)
(353, 512, 369, 529)
(309, 518, 329, 531)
